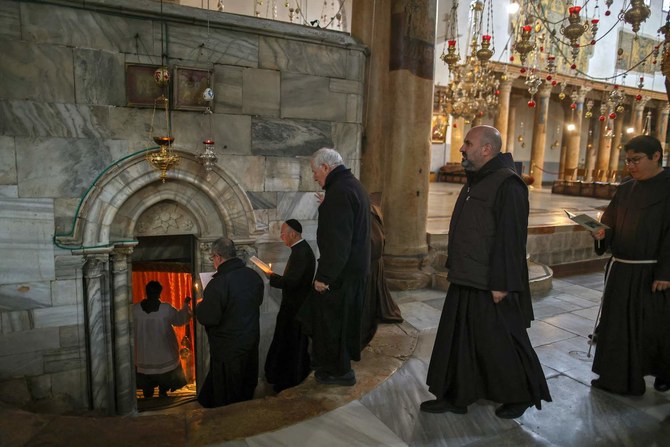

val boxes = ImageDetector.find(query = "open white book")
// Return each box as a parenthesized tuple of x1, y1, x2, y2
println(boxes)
(564, 210, 609, 232)
(249, 255, 273, 274)
(199, 271, 216, 289)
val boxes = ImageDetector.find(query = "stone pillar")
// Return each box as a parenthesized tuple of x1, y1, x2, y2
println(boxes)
(558, 105, 571, 180)
(565, 87, 590, 180)
(594, 117, 612, 181)
(495, 76, 517, 148)
(505, 105, 517, 154)
(584, 124, 596, 181)
(111, 245, 136, 415)
(83, 253, 114, 414)
(609, 112, 625, 174)
(352, 0, 391, 192)
(450, 117, 465, 161)
(655, 104, 669, 156)
(632, 96, 650, 135)
(382, 0, 435, 289)
(528, 84, 553, 187)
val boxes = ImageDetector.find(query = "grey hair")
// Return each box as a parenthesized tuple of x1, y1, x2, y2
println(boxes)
(211, 237, 236, 260)
(312, 147, 343, 168)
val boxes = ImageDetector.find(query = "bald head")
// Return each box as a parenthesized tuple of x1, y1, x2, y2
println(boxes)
(460, 125, 503, 171)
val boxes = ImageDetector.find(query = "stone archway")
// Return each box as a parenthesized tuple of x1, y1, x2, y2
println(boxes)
(56, 150, 261, 414)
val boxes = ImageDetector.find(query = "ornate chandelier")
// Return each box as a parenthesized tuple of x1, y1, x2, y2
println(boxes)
(440, 0, 500, 123)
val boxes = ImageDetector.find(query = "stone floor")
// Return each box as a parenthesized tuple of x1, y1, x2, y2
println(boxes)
(3, 185, 670, 446)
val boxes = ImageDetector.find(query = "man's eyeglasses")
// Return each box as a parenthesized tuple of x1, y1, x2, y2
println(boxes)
(624, 156, 646, 165)
(209, 253, 219, 261)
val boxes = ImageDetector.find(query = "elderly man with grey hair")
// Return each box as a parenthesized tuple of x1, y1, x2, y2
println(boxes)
(299, 147, 370, 386)
(196, 237, 264, 407)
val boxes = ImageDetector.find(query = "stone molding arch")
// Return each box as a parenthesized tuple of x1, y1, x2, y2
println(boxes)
(56, 150, 260, 250)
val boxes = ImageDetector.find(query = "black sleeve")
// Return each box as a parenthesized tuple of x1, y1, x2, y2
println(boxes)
(196, 280, 226, 327)
(488, 177, 529, 293)
(315, 192, 354, 284)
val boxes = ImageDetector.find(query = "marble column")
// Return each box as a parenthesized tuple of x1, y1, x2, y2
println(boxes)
(495, 76, 517, 149)
(594, 117, 612, 181)
(450, 117, 465, 161)
(565, 87, 590, 180)
(609, 112, 625, 174)
(584, 125, 596, 181)
(111, 245, 136, 415)
(382, 0, 435, 289)
(558, 105, 571, 179)
(83, 253, 114, 414)
(655, 104, 669, 155)
(505, 105, 517, 154)
(528, 84, 553, 187)
(632, 96, 650, 135)
(352, 0, 391, 193)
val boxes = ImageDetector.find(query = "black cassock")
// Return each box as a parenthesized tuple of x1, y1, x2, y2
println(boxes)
(592, 170, 670, 395)
(426, 173, 551, 409)
(265, 239, 316, 392)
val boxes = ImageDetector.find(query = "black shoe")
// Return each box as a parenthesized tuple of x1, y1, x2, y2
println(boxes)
(314, 369, 356, 386)
(588, 333, 598, 344)
(419, 399, 467, 414)
(654, 377, 670, 392)
(495, 402, 532, 419)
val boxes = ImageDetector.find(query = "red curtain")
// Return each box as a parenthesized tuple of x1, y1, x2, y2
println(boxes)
(131, 270, 196, 383)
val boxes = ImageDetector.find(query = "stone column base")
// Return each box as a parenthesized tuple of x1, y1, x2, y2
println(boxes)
(383, 255, 432, 290)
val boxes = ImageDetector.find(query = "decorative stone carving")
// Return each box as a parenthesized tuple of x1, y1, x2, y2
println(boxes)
(135, 202, 196, 236)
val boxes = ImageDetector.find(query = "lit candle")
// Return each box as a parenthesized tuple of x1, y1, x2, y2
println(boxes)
(269, 263, 272, 271)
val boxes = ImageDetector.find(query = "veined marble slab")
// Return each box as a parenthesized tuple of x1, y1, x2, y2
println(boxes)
(259, 36, 348, 79)
(276, 192, 319, 221)
(280, 73, 348, 122)
(244, 400, 408, 447)
(251, 117, 332, 157)
(74, 49, 126, 106)
(0, 198, 55, 284)
(242, 69, 280, 117)
(0, 135, 17, 184)
(0, 0, 20, 39)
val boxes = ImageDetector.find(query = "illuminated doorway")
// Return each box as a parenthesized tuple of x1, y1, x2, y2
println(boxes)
(131, 234, 197, 411)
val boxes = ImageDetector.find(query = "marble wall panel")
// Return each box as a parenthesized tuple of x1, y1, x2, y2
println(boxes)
(281, 73, 348, 121)
(59, 325, 84, 348)
(276, 192, 319, 221)
(51, 368, 86, 405)
(243, 69, 280, 117)
(346, 93, 362, 123)
(32, 304, 81, 329)
(213, 65, 244, 113)
(247, 191, 278, 210)
(0, 40, 75, 103)
(346, 49, 366, 81)
(331, 122, 362, 160)
(1, 311, 32, 333)
(0, 326, 60, 356)
(329, 79, 362, 95)
(107, 107, 154, 143)
(251, 117, 332, 156)
(74, 49, 126, 106)
(54, 198, 81, 236)
(167, 23, 258, 68)
(0, 198, 55, 284)
(259, 36, 348, 78)
(0, 0, 20, 39)
(15, 137, 117, 198)
(0, 186, 18, 197)
(170, 112, 252, 157)
(27, 374, 52, 400)
(0, 100, 110, 139)
(264, 157, 301, 192)
(51, 279, 79, 307)
(0, 352, 44, 377)
(20, 2, 159, 56)
(218, 155, 266, 191)
(298, 158, 319, 192)
(43, 346, 84, 374)
(0, 135, 17, 185)
(0, 281, 51, 311)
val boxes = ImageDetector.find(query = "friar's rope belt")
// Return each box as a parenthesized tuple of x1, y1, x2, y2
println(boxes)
(611, 257, 658, 264)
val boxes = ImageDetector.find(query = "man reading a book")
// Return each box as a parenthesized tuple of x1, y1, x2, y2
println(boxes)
(264, 219, 316, 392)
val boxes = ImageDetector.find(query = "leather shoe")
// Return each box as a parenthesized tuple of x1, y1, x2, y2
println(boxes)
(314, 369, 356, 386)
(419, 399, 467, 414)
(495, 402, 532, 419)
(654, 377, 670, 392)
